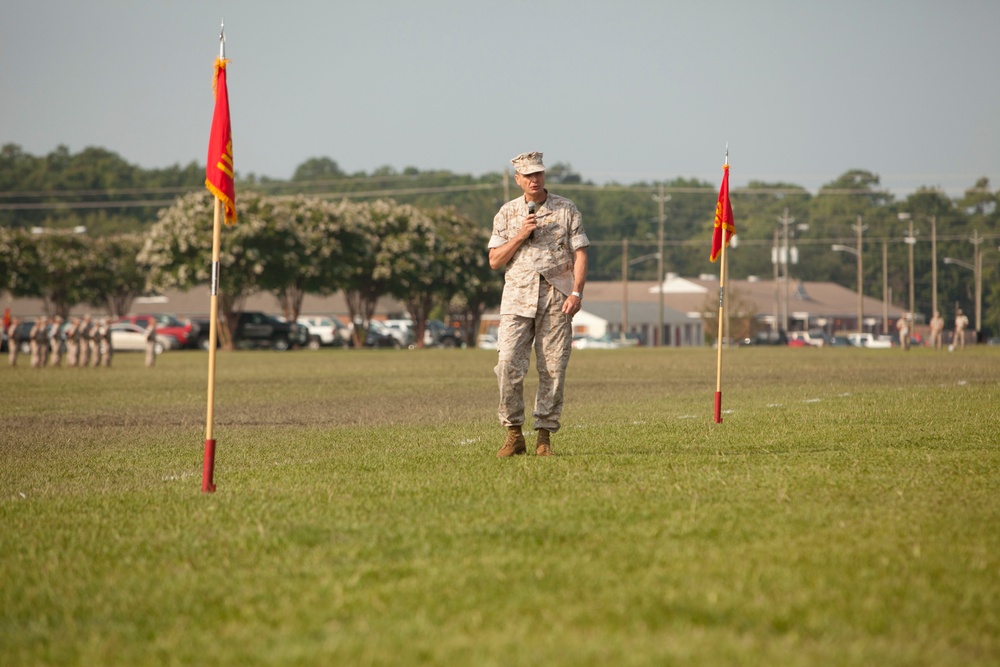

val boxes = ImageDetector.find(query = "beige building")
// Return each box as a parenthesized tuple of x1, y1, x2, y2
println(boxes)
(582, 273, 908, 347)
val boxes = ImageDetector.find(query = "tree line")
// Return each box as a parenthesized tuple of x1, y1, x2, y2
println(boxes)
(1, 191, 500, 350)
(3, 144, 1000, 336)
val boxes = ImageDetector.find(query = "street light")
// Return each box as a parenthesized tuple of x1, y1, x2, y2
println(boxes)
(831, 243, 863, 334)
(652, 187, 671, 346)
(620, 247, 660, 343)
(943, 241, 982, 337)
(830, 217, 866, 335)
(898, 212, 939, 320)
(774, 209, 808, 333)
(899, 212, 919, 324)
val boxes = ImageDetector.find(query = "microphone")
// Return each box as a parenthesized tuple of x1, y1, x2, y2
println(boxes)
(527, 201, 536, 240)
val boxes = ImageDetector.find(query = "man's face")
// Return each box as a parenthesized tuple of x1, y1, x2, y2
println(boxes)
(516, 170, 545, 199)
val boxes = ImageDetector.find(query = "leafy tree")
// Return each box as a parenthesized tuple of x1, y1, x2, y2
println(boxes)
(0, 143, 201, 230)
(292, 157, 345, 182)
(8, 231, 94, 319)
(340, 200, 425, 347)
(386, 206, 489, 348)
(139, 191, 280, 349)
(446, 226, 503, 346)
(258, 196, 358, 323)
(82, 235, 146, 317)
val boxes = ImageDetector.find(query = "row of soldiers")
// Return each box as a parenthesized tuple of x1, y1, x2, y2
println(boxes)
(6, 315, 117, 368)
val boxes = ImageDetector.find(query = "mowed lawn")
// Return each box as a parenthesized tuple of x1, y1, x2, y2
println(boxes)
(1, 345, 998, 666)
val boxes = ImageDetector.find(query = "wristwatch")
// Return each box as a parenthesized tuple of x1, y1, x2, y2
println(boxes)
(571, 291, 583, 299)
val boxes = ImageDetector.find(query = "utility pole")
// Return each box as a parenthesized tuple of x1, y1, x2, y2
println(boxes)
(931, 215, 938, 318)
(621, 237, 628, 342)
(973, 229, 983, 335)
(903, 217, 919, 322)
(882, 240, 889, 335)
(652, 185, 671, 346)
(772, 228, 780, 333)
(831, 217, 866, 334)
(776, 208, 799, 332)
(855, 217, 865, 333)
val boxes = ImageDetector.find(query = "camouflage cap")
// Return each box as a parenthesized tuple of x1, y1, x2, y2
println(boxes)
(510, 151, 545, 175)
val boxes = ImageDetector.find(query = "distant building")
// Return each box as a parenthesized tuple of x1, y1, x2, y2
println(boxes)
(581, 273, 908, 346)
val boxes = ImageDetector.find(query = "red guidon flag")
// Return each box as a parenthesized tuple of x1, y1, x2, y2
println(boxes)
(709, 164, 735, 262)
(205, 57, 236, 225)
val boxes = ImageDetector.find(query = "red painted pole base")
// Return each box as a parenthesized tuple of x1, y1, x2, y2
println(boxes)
(202, 438, 217, 493)
(713, 391, 723, 424)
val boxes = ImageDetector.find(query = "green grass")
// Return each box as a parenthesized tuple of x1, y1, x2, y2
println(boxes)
(1, 346, 998, 666)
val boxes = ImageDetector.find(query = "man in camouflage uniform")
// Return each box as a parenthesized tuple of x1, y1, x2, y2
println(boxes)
(49, 316, 64, 367)
(65, 317, 81, 367)
(30, 317, 49, 368)
(79, 316, 92, 367)
(488, 151, 589, 457)
(7, 317, 20, 367)
(99, 318, 113, 367)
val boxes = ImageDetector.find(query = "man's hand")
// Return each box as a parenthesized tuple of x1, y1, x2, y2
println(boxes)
(562, 294, 582, 316)
(520, 212, 537, 241)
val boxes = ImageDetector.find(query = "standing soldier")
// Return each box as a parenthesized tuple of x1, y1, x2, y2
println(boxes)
(49, 316, 65, 367)
(895, 313, 910, 351)
(145, 322, 157, 368)
(7, 317, 20, 367)
(954, 308, 969, 351)
(100, 318, 113, 367)
(88, 316, 102, 367)
(488, 151, 589, 457)
(79, 316, 92, 367)
(30, 317, 52, 368)
(28, 318, 42, 367)
(928, 311, 945, 351)
(65, 317, 80, 367)
(38, 317, 52, 367)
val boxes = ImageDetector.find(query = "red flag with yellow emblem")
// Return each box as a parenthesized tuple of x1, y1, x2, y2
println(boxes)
(709, 164, 734, 262)
(205, 58, 236, 225)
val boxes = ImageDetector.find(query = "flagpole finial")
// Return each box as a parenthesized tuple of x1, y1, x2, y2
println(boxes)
(219, 19, 226, 59)
(725, 143, 729, 166)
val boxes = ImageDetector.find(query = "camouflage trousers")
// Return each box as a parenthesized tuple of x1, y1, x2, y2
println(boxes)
(494, 280, 574, 432)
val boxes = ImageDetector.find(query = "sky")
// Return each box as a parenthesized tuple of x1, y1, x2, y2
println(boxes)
(2, 0, 999, 197)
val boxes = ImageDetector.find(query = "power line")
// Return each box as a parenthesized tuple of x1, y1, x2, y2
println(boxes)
(0, 179, 993, 212)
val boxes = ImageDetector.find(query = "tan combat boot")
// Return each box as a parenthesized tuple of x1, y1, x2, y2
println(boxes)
(497, 426, 527, 458)
(535, 429, 554, 456)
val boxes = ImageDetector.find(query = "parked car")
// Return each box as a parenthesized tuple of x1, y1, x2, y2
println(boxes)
(847, 332, 893, 348)
(189, 316, 212, 350)
(424, 320, 463, 348)
(572, 334, 624, 349)
(297, 315, 351, 349)
(364, 320, 401, 348)
(872, 334, 895, 348)
(788, 330, 828, 347)
(110, 322, 180, 354)
(747, 330, 789, 346)
(477, 333, 498, 350)
(118, 314, 198, 349)
(227, 311, 307, 350)
(381, 319, 416, 348)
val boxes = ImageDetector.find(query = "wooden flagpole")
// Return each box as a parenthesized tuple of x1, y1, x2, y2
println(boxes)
(203, 198, 222, 492)
(713, 149, 729, 424)
(201, 197, 222, 493)
(202, 22, 227, 493)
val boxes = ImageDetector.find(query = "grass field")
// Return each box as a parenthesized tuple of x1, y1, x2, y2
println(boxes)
(1, 345, 998, 666)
